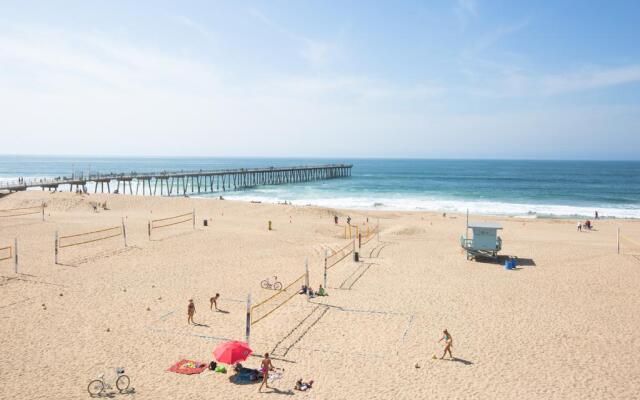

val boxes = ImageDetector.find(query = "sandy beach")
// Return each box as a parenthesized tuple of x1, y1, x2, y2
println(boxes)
(1, 190, 639, 399)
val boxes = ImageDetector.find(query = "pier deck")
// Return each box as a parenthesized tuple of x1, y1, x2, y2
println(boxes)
(0, 164, 352, 196)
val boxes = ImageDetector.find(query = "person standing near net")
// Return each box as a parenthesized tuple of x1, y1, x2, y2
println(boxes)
(259, 353, 275, 392)
(187, 299, 195, 325)
(210, 293, 220, 311)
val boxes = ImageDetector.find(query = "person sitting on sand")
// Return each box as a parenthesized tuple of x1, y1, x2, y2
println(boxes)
(187, 299, 195, 325)
(307, 286, 315, 298)
(439, 329, 453, 359)
(317, 285, 327, 296)
(210, 293, 220, 311)
(300, 285, 308, 295)
(295, 378, 314, 391)
(259, 353, 275, 392)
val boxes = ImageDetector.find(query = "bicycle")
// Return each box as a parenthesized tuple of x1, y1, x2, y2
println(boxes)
(87, 367, 130, 396)
(260, 275, 283, 290)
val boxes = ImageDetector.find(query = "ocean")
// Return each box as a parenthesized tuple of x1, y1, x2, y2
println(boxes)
(1, 156, 639, 219)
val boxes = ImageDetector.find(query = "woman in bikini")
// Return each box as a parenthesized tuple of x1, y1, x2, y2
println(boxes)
(439, 329, 453, 359)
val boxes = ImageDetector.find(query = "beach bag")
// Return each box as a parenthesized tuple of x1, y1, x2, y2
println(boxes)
(215, 365, 227, 373)
(208, 361, 217, 371)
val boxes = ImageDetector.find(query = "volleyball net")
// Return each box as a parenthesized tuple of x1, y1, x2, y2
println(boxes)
(0, 239, 19, 272)
(0, 204, 45, 220)
(148, 211, 195, 239)
(361, 223, 379, 246)
(55, 223, 126, 264)
(0, 244, 12, 262)
(342, 224, 359, 239)
(250, 273, 306, 326)
(325, 240, 354, 271)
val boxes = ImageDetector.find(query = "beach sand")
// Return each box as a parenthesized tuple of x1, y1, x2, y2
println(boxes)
(1, 191, 639, 399)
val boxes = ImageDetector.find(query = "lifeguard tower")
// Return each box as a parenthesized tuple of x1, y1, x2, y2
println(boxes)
(460, 221, 502, 260)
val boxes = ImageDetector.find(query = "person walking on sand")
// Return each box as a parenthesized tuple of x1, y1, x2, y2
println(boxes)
(439, 329, 453, 359)
(259, 353, 275, 392)
(187, 299, 195, 325)
(210, 293, 220, 311)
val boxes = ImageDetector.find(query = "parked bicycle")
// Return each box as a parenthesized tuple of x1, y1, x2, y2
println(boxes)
(260, 275, 283, 290)
(87, 367, 130, 396)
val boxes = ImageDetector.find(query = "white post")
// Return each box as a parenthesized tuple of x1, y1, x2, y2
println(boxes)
(122, 217, 128, 248)
(305, 257, 310, 301)
(148, 221, 151, 240)
(14, 238, 18, 274)
(245, 293, 251, 344)
(41, 203, 45, 221)
(466, 208, 469, 240)
(192, 209, 196, 230)
(54, 231, 59, 264)
(323, 249, 328, 289)
(617, 227, 620, 254)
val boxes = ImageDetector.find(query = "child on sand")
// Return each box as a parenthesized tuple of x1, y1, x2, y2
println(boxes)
(438, 329, 453, 359)
(210, 293, 220, 311)
(187, 299, 195, 325)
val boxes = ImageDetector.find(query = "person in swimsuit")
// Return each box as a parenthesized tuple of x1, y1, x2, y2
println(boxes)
(439, 329, 453, 359)
(259, 353, 275, 392)
(210, 293, 220, 311)
(187, 299, 195, 325)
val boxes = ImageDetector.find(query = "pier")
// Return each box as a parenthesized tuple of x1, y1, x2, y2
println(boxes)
(0, 164, 352, 196)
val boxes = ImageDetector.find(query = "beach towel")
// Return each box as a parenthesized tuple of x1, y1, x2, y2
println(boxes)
(167, 359, 208, 375)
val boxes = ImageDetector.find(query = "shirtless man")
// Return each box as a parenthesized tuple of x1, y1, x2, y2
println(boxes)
(187, 299, 195, 325)
(210, 293, 220, 311)
(258, 353, 275, 392)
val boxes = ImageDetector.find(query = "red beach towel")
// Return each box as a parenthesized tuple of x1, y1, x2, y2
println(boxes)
(167, 359, 208, 375)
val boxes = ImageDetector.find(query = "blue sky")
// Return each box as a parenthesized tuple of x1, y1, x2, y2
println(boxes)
(1, 0, 639, 159)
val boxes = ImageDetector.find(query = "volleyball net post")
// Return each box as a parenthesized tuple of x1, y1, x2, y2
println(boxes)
(323, 249, 328, 288)
(14, 238, 18, 273)
(54, 231, 59, 264)
(42, 203, 45, 221)
(192, 209, 196, 230)
(245, 293, 252, 345)
(305, 257, 310, 301)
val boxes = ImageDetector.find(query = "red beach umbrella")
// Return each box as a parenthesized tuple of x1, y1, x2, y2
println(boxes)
(213, 341, 253, 365)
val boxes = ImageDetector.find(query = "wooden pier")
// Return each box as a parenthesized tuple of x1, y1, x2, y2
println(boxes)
(0, 164, 352, 196)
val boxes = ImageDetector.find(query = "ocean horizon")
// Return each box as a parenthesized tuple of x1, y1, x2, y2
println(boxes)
(1, 155, 639, 219)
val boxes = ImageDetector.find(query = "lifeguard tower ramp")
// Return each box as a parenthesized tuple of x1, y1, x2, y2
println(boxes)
(460, 221, 502, 260)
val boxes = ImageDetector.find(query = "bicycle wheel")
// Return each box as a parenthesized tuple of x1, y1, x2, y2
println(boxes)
(87, 380, 104, 396)
(116, 375, 130, 392)
(260, 280, 270, 289)
(273, 282, 283, 290)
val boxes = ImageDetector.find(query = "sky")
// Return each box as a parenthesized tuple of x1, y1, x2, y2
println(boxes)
(0, 0, 639, 159)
